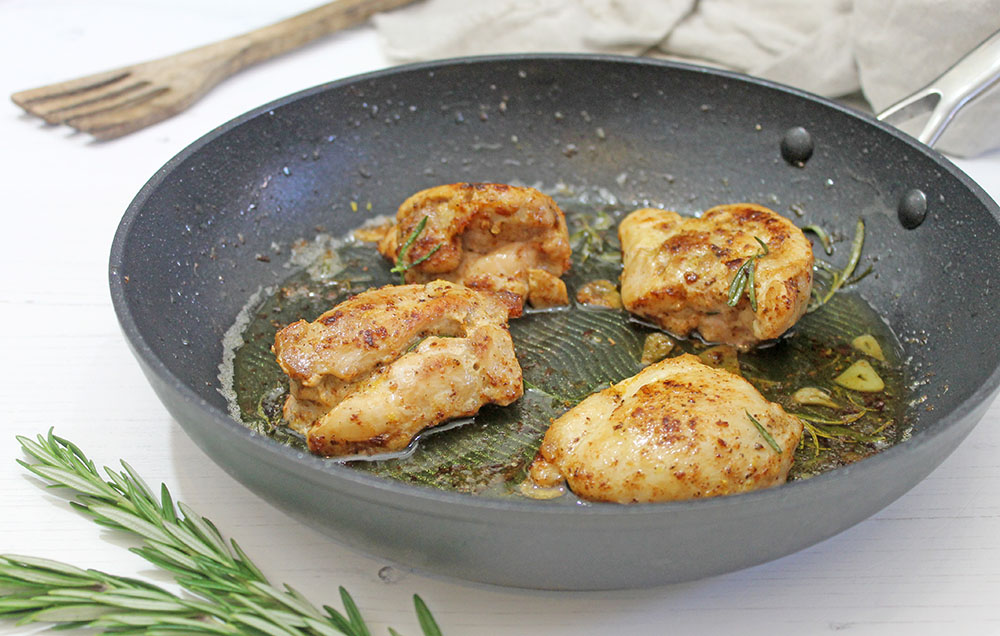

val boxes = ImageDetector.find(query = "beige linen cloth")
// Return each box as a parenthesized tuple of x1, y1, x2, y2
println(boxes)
(374, 0, 1000, 157)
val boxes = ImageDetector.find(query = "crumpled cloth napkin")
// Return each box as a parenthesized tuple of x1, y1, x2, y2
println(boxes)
(374, 0, 1000, 157)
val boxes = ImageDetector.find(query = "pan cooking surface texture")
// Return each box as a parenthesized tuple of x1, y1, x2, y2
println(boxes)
(111, 55, 1000, 589)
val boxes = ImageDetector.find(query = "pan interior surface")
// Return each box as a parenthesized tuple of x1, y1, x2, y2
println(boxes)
(222, 201, 908, 497)
(111, 55, 1000, 588)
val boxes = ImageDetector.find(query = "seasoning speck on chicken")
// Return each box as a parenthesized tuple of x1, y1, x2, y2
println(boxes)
(528, 354, 803, 503)
(619, 203, 813, 349)
(273, 281, 523, 457)
(377, 183, 572, 317)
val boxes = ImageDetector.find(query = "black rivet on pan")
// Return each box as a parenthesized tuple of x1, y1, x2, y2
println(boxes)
(898, 188, 928, 229)
(781, 127, 813, 166)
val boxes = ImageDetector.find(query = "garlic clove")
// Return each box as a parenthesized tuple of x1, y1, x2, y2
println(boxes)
(834, 359, 885, 392)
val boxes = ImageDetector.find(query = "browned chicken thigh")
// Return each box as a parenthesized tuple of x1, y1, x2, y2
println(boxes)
(619, 203, 813, 349)
(377, 183, 572, 317)
(529, 354, 803, 503)
(273, 280, 523, 457)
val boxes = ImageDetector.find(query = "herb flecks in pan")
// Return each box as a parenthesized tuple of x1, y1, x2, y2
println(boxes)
(809, 218, 867, 312)
(390, 215, 441, 284)
(224, 201, 907, 497)
(727, 236, 770, 311)
(746, 410, 783, 453)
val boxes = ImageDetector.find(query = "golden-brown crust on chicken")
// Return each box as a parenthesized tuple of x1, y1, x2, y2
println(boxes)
(528, 354, 802, 503)
(618, 203, 813, 349)
(377, 183, 572, 317)
(273, 280, 523, 456)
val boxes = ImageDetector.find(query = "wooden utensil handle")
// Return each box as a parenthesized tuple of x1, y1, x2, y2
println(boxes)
(202, 0, 416, 73)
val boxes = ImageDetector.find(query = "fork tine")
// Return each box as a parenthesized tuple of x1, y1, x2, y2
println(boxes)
(11, 68, 131, 107)
(65, 89, 175, 140)
(31, 81, 154, 124)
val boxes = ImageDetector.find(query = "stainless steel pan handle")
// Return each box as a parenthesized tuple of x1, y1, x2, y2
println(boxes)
(877, 28, 1000, 147)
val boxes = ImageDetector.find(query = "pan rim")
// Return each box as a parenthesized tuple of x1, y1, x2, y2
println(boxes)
(109, 52, 1000, 518)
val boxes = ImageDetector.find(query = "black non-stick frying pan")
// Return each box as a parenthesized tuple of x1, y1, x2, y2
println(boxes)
(109, 54, 1000, 590)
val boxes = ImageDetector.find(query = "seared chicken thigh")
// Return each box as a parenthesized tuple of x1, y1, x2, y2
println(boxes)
(619, 203, 813, 349)
(377, 183, 572, 317)
(529, 354, 802, 503)
(273, 281, 523, 456)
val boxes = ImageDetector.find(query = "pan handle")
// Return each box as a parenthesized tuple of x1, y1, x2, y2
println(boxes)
(877, 28, 1000, 147)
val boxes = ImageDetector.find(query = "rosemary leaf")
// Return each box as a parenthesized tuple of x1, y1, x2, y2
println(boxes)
(322, 604, 357, 634)
(135, 542, 201, 573)
(727, 237, 769, 310)
(1, 556, 90, 579)
(808, 218, 866, 312)
(753, 236, 770, 255)
(302, 615, 353, 636)
(161, 522, 222, 562)
(26, 605, 117, 624)
(86, 504, 173, 545)
(160, 484, 177, 523)
(94, 613, 234, 633)
(104, 467, 132, 499)
(340, 586, 373, 636)
(390, 216, 441, 283)
(746, 410, 783, 454)
(842, 218, 866, 281)
(408, 243, 442, 269)
(120, 460, 157, 504)
(845, 264, 874, 287)
(415, 594, 443, 636)
(726, 263, 750, 307)
(89, 594, 190, 613)
(229, 593, 308, 628)
(230, 538, 269, 583)
(14, 434, 61, 466)
(177, 501, 232, 562)
(228, 611, 301, 636)
(19, 463, 111, 499)
(746, 259, 758, 312)
(803, 224, 834, 255)
(248, 581, 323, 620)
(0, 565, 92, 589)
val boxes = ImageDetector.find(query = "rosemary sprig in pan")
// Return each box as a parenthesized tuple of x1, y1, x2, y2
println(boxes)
(3, 430, 441, 636)
(745, 410, 783, 454)
(808, 218, 867, 312)
(803, 224, 834, 255)
(390, 216, 442, 284)
(727, 237, 770, 312)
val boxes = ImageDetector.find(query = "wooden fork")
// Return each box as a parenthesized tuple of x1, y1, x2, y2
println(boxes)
(11, 0, 416, 141)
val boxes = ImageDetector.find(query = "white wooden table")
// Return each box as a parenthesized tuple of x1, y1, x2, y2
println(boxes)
(2, 2, 999, 634)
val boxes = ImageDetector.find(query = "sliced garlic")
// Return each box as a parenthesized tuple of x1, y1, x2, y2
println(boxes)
(851, 334, 886, 361)
(834, 359, 885, 392)
(793, 387, 839, 408)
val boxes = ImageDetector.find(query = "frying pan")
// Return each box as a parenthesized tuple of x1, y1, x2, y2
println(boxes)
(109, 54, 1000, 590)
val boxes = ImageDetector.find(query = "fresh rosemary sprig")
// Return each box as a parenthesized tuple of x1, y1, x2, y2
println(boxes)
(4, 430, 441, 636)
(726, 237, 770, 312)
(390, 217, 441, 284)
(796, 417, 891, 457)
(803, 224, 834, 255)
(807, 218, 866, 312)
(745, 410, 783, 454)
